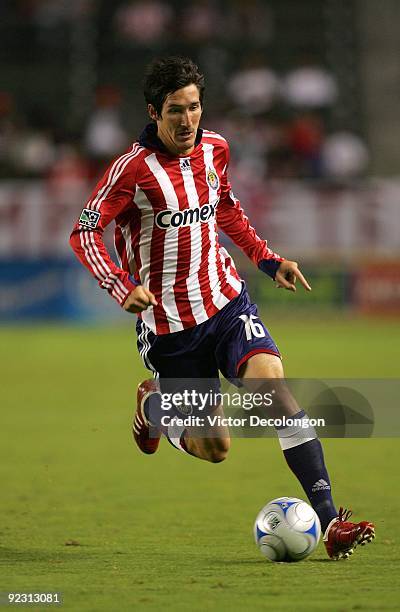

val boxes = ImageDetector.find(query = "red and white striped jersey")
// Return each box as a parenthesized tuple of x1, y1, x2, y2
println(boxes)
(70, 125, 282, 335)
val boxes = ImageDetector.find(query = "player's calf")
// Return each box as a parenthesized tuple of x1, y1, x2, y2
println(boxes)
(184, 436, 230, 463)
(133, 381, 230, 462)
(180, 403, 231, 462)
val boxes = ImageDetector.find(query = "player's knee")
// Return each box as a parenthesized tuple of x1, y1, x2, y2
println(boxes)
(206, 438, 230, 463)
(268, 357, 284, 378)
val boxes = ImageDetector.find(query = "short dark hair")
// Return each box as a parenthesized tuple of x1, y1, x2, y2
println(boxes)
(143, 56, 205, 116)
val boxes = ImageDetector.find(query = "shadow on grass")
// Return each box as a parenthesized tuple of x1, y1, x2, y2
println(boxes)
(207, 557, 331, 566)
(207, 558, 270, 566)
(0, 546, 93, 565)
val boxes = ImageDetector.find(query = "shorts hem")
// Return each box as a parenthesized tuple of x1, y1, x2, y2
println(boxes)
(236, 348, 281, 376)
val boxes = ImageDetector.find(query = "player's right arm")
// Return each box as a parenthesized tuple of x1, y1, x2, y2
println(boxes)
(69, 144, 149, 309)
(123, 285, 157, 313)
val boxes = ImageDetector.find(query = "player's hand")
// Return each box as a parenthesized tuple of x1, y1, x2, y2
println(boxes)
(123, 285, 158, 313)
(275, 260, 312, 292)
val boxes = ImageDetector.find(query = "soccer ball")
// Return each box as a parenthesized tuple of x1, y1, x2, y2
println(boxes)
(254, 497, 321, 562)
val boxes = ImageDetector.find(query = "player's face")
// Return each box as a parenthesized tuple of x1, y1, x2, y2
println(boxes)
(149, 84, 202, 156)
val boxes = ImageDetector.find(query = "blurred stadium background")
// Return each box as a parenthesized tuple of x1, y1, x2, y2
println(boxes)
(1, 0, 400, 322)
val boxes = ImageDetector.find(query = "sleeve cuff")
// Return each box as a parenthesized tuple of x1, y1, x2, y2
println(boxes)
(128, 274, 140, 286)
(119, 275, 140, 307)
(258, 259, 282, 280)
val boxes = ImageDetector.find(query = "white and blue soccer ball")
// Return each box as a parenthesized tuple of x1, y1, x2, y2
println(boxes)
(254, 497, 321, 562)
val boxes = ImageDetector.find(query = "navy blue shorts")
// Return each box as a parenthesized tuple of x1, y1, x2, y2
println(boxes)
(136, 283, 280, 383)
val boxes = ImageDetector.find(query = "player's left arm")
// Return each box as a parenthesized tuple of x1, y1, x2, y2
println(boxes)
(274, 259, 311, 292)
(216, 144, 311, 292)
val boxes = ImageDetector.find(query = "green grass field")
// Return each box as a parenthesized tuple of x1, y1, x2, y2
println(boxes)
(1, 317, 399, 611)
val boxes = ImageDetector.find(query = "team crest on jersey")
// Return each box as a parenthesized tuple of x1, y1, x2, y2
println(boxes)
(79, 208, 101, 229)
(206, 168, 219, 190)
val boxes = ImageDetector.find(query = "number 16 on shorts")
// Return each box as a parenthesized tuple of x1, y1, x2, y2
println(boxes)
(239, 314, 266, 341)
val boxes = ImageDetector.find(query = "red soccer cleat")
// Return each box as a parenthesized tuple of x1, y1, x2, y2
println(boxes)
(132, 379, 161, 454)
(324, 507, 375, 560)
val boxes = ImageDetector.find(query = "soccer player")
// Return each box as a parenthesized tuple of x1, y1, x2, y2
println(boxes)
(70, 56, 374, 560)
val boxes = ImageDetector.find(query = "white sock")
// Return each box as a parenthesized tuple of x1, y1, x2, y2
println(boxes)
(166, 418, 188, 453)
